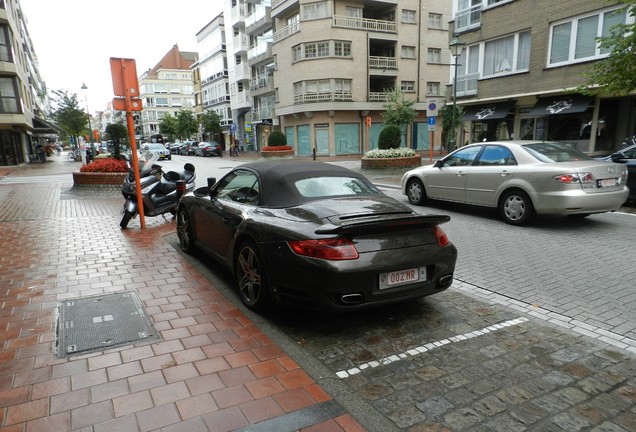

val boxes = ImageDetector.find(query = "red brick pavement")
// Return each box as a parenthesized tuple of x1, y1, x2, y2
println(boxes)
(0, 155, 366, 431)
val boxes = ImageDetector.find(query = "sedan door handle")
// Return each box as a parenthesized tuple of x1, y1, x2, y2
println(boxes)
(456, 171, 466, 177)
(500, 171, 512, 176)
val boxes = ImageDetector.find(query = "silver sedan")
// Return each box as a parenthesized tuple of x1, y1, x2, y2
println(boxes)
(401, 141, 629, 225)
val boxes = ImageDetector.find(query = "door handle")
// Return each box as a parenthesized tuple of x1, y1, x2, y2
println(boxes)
(456, 171, 466, 177)
(500, 171, 512, 176)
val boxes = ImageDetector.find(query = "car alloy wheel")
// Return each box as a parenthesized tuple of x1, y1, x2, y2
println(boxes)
(407, 178, 427, 205)
(176, 208, 194, 253)
(500, 189, 534, 226)
(235, 241, 270, 312)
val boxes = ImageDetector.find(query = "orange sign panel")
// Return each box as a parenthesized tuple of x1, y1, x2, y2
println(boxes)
(112, 98, 143, 112)
(110, 57, 140, 98)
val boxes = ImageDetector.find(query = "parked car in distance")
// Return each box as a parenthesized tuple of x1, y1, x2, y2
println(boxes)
(169, 143, 183, 154)
(195, 141, 222, 157)
(178, 141, 198, 156)
(598, 143, 636, 200)
(401, 140, 629, 226)
(142, 143, 171, 160)
(176, 161, 457, 312)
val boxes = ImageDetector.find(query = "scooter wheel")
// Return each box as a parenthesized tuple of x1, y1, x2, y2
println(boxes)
(120, 210, 133, 229)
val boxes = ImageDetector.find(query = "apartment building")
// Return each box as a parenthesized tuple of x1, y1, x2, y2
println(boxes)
(193, 14, 233, 144)
(451, 0, 634, 154)
(0, 0, 58, 166)
(136, 45, 198, 142)
(272, 0, 451, 156)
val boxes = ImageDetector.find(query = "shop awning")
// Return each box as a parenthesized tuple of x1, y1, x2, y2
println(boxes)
(528, 94, 591, 116)
(461, 101, 514, 121)
(33, 117, 64, 134)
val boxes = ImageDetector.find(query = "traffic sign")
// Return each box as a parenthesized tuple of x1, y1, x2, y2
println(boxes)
(427, 117, 436, 126)
(230, 123, 237, 134)
(426, 100, 439, 117)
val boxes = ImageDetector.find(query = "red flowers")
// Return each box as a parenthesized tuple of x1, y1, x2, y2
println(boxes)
(261, 145, 293, 152)
(79, 158, 129, 173)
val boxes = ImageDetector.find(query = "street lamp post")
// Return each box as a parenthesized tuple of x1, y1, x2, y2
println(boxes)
(81, 82, 94, 163)
(449, 35, 465, 151)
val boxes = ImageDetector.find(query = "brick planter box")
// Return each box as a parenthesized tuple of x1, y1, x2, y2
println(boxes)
(73, 171, 128, 187)
(361, 155, 422, 170)
(260, 149, 295, 159)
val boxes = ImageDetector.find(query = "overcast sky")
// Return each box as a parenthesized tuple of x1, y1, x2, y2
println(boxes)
(21, 0, 223, 115)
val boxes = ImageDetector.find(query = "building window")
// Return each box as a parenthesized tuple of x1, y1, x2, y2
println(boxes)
(305, 43, 316, 58)
(302, 1, 329, 20)
(427, 48, 442, 64)
(317, 41, 329, 57)
(549, 7, 627, 66)
(292, 45, 302, 62)
(402, 9, 417, 24)
(334, 41, 352, 57)
(428, 13, 443, 29)
(401, 46, 416, 59)
(401, 81, 415, 92)
(426, 82, 440, 96)
(0, 77, 20, 113)
(483, 31, 530, 76)
(456, 0, 482, 32)
(0, 25, 13, 63)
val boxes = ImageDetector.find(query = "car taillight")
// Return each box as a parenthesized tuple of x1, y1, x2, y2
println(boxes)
(434, 226, 450, 247)
(287, 238, 359, 260)
(554, 172, 594, 184)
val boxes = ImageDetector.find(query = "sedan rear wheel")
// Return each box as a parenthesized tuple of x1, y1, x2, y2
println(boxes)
(499, 189, 534, 226)
(235, 241, 269, 312)
(406, 178, 427, 205)
(176, 208, 194, 254)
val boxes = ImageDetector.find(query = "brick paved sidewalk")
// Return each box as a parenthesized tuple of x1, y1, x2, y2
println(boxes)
(0, 155, 366, 431)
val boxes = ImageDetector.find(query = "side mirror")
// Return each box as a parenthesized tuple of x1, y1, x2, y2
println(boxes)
(433, 160, 443, 168)
(611, 152, 627, 162)
(207, 177, 217, 199)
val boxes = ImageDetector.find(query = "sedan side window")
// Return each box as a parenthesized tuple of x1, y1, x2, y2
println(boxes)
(477, 146, 517, 166)
(216, 171, 260, 205)
(442, 146, 482, 167)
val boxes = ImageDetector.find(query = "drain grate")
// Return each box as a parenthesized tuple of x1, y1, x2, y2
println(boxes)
(55, 291, 159, 358)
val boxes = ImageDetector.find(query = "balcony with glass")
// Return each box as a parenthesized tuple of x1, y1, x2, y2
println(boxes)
(230, 2, 246, 26)
(232, 33, 249, 55)
(252, 105, 275, 122)
(232, 62, 251, 82)
(250, 74, 274, 97)
(245, 1, 272, 36)
(273, 21, 300, 43)
(248, 38, 273, 66)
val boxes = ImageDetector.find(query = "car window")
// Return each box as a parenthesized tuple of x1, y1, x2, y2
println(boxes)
(623, 147, 636, 158)
(523, 142, 593, 162)
(216, 171, 260, 205)
(476, 145, 517, 166)
(442, 146, 482, 167)
(295, 176, 379, 198)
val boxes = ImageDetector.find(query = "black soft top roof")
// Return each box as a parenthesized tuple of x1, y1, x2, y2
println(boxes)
(236, 160, 377, 207)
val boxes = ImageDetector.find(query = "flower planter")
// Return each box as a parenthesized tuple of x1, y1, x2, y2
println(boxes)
(73, 171, 128, 187)
(260, 149, 295, 159)
(361, 155, 422, 170)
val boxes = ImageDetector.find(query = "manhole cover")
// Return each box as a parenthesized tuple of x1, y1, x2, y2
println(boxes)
(55, 291, 159, 358)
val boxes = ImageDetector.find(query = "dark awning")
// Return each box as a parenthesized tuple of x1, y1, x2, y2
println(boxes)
(461, 101, 514, 121)
(33, 117, 64, 134)
(528, 94, 591, 116)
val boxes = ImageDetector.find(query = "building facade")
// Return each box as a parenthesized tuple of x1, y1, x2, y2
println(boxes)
(452, 0, 634, 154)
(136, 45, 198, 142)
(272, 0, 452, 156)
(0, 0, 57, 166)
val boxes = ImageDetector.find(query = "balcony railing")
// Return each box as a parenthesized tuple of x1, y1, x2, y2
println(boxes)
(455, 73, 479, 97)
(245, 2, 271, 34)
(252, 106, 275, 121)
(369, 56, 397, 70)
(273, 22, 300, 43)
(248, 40, 273, 64)
(294, 91, 353, 104)
(368, 92, 392, 102)
(333, 15, 396, 33)
(251, 74, 273, 91)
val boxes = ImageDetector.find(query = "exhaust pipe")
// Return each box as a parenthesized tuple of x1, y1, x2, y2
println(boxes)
(438, 275, 453, 287)
(341, 293, 364, 305)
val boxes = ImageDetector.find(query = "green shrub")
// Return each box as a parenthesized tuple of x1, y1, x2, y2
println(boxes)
(378, 125, 401, 149)
(267, 131, 287, 147)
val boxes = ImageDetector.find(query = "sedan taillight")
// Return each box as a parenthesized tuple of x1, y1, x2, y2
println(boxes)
(288, 238, 359, 260)
(554, 172, 594, 184)
(435, 226, 450, 247)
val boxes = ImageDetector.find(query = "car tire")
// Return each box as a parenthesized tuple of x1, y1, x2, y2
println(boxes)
(406, 178, 427, 205)
(499, 189, 535, 226)
(234, 240, 270, 312)
(176, 208, 195, 254)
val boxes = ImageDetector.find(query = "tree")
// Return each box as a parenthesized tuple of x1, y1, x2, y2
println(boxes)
(440, 104, 464, 152)
(104, 123, 128, 158)
(199, 110, 222, 142)
(382, 89, 417, 129)
(175, 109, 198, 140)
(50, 90, 86, 149)
(159, 114, 178, 141)
(378, 125, 402, 149)
(580, 1, 636, 95)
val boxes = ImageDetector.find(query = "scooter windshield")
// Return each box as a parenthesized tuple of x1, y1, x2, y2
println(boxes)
(139, 151, 161, 175)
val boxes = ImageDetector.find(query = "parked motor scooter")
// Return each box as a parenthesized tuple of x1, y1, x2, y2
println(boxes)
(120, 153, 196, 228)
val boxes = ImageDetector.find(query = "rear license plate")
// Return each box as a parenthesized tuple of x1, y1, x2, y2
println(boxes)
(379, 267, 426, 290)
(597, 178, 618, 188)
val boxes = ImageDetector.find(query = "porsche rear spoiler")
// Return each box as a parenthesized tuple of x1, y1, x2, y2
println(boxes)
(314, 214, 450, 235)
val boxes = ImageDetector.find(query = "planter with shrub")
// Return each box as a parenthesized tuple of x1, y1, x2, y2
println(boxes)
(260, 131, 294, 158)
(361, 125, 421, 170)
(73, 157, 129, 187)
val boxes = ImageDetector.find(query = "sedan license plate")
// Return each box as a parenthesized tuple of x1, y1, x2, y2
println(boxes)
(379, 267, 426, 290)
(597, 178, 618, 188)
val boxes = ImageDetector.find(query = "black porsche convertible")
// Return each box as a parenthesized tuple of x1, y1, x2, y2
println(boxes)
(176, 161, 457, 312)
